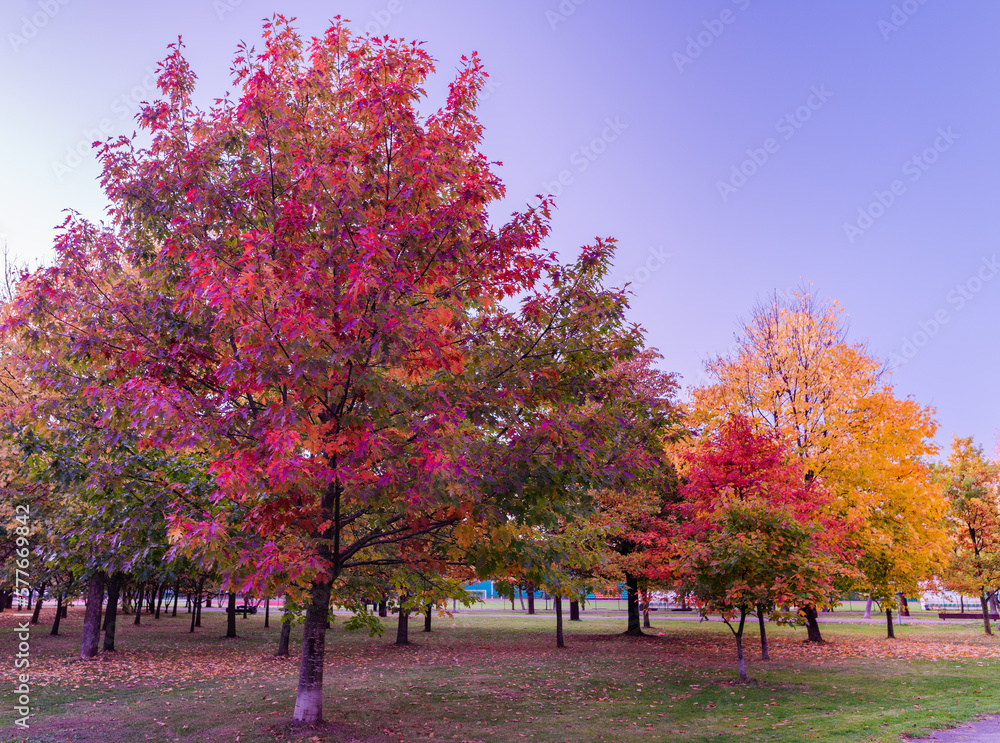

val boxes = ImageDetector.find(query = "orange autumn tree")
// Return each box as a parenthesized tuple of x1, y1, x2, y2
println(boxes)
(692, 290, 946, 642)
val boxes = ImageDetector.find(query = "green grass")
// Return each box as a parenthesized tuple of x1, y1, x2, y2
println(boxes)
(1, 605, 999, 742)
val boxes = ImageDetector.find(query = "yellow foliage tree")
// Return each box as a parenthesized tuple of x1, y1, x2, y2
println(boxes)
(691, 290, 947, 640)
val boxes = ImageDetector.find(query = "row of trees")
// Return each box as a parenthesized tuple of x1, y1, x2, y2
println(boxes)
(1, 16, 996, 719)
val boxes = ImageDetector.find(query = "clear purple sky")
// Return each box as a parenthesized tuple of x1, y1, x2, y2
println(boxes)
(2, 0, 997, 457)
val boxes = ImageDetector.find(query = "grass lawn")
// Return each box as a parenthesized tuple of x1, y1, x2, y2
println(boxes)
(2, 604, 1000, 742)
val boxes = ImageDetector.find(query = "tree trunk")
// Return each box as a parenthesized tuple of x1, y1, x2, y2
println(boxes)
(172, 577, 180, 617)
(898, 592, 910, 617)
(424, 603, 432, 632)
(980, 594, 993, 636)
(292, 580, 332, 724)
(30, 584, 46, 625)
(80, 572, 106, 659)
(103, 573, 122, 652)
(864, 593, 873, 619)
(518, 587, 525, 611)
(265, 598, 270, 628)
(990, 592, 999, 616)
(51, 593, 63, 636)
(802, 605, 823, 643)
(378, 600, 387, 618)
(226, 592, 238, 638)
(555, 595, 564, 648)
(527, 586, 535, 615)
(243, 595, 249, 620)
(395, 596, 410, 646)
(735, 624, 747, 683)
(757, 604, 770, 660)
(190, 576, 205, 633)
(886, 608, 895, 639)
(570, 600, 580, 621)
(960, 595, 965, 613)
(155, 583, 166, 618)
(134, 582, 144, 626)
(624, 573, 643, 636)
(276, 616, 292, 656)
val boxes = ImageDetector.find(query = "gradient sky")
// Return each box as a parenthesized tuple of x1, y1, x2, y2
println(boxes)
(2, 0, 997, 457)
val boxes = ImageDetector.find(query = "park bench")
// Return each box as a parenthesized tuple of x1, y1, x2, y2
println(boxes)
(234, 604, 258, 615)
(937, 612, 999, 620)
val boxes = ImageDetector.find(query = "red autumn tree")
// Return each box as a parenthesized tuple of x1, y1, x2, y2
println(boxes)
(5, 18, 660, 723)
(668, 415, 849, 682)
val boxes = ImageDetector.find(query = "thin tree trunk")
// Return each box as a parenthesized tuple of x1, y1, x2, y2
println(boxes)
(990, 592, 999, 616)
(802, 605, 823, 643)
(757, 604, 770, 660)
(960, 595, 965, 613)
(190, 576, 205, 633)
(624, 573, 643, 636)
(80, 572, 106, 659)
(980, 594, 993, 636)
(527, 585, 535, 615)
(51, 593, 63, 636)
(555, 596, 564, 648)
(243, 595, 249, 620)
(134, 582, 144, 626)
(864, 593, 873, 619)
(226, 592, 238, 638)
(734, 607, 748, 683)
(103, 573, 122, 652)
(378, 600, 387, 618)
(172, 577, 180, 617)
(292, 579, 332, 724)
(570, 600, 580, 621)
(424, 603, 432, 632)
(886, 608, 895, 639)
(264, 598, 270, 628)
(30, 584, 45, 625)
(155, 583, 166, 619)
(276, 616, 292, 656)
(518, 586, 526, 611)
